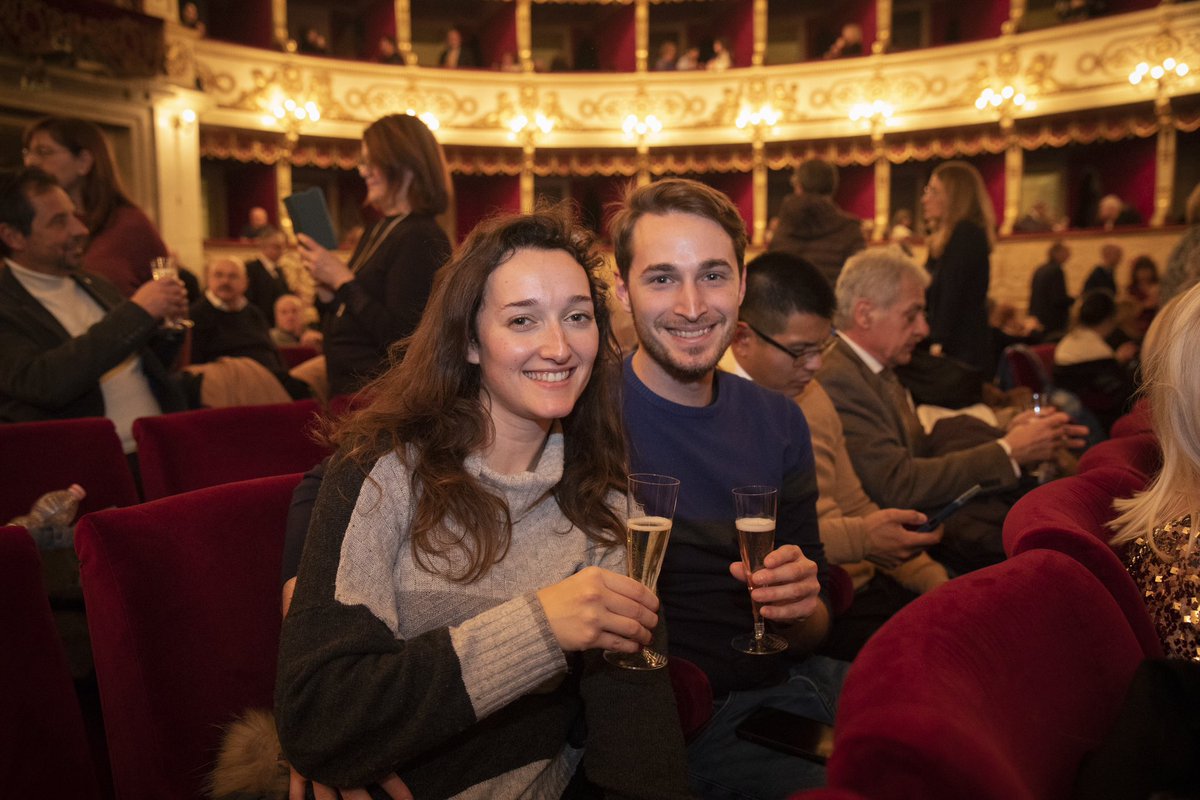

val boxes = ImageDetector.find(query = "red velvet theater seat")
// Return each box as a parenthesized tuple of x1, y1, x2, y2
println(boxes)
(1002, 468, 1162, 658)
(277, 344, 319, 369)
(1108, 397, 1151, 439)
(0, 526, 101, 799)
(133, 399, 329, 500)
(0, 417, 139, 521)
(75, 473, 301, 800)
(1076, 432, 1161, 482)
(824, 549, 1144, 800)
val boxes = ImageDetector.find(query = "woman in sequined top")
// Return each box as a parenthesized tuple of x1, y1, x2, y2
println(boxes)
(1109, 282, 1200, 662)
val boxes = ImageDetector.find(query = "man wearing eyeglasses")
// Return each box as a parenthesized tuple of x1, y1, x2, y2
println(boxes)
(719, 251, 951, 660)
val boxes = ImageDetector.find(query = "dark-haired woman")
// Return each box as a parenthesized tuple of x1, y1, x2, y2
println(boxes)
(23, 117, 169, 297)
(299, 114, 453, 397)
(275, 208, 690, 799)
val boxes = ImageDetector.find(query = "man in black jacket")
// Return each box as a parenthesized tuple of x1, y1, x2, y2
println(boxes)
(768, 158, 866, 288)
(244, 228, 292, 321)
(1028, 240, 1074, 340)
(0, 168, 188, 453)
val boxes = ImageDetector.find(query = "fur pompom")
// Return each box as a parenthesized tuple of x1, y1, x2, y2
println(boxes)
(208, 708, 289, 799)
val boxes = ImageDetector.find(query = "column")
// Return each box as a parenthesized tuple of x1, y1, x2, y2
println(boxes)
(394, 0, 414, 65)
(752, 0, 767, 67)
(517, 0, 533, 73)
(635, 0, 649, 73)
(1002, 141, 1023, 235)
(874, 0, 892, 54)
(1152, 119, 1176, 228)
(520, 141, 535, 213)
(152, 96, 205, 271)
(272, 0, 288, 50)
(874, 157, 891, 243)
(751, 134, 767, 246)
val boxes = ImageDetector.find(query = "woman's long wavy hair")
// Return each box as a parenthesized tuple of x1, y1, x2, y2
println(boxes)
(1109, 282, 1200, 558)
(927, 160, 996, 258)
(329, 205, 626, 583)
(23, 117, 132, 235)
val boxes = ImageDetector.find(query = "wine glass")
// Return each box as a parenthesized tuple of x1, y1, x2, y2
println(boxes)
(604, 473, 679, 671)
(150, 256, 193, 330)
(730, 485, 788, 655)
(1026, 392, 1057, 483)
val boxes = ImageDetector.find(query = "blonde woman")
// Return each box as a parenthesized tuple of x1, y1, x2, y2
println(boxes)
(920, 161, 997, 375)
(1109, 282, 1200, 661)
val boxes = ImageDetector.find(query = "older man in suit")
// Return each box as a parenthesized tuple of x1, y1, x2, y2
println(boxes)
(817, 249, 1086, 573)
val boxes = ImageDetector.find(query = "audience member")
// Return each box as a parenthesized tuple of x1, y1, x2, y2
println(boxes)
(921, 160, 996, 376)
(1083, 243, 1122, 295)
(818, 249, 1087, 574)
(721, 251, 949, 661)
(1110, 281, 1200, 660)
(1057, 0, 1107, 22)
(1053, 289, 1138, 435)
(654, 40, 678, 70)
(271, 208, 690, 799)
(1028, 240, 1074, 339)
(179, 1, 206, 36)
(611, 178, 845, 797)
(239, 206, 272, 240)
(22, 117, 169, 297)
(768, 158, 865, 289)
(675, 47, 701, 70)
(298, 114, 452, 397)
(243, 229, 291, 321)
(1126, 254, 1161, 339)
(190, 257, 281, 371)
(0, 167, 188, 453)
(375, 36, 404, 65)
(438, 27, 476, 68)
(270, 294, 322, 349)
(823, 23, 864, 58)
(298, 27, 329, 55)
(1096, 193, 1142, 230)
(706, 38, 731, 71)
(888, 208, 914, 255)
(1012, 200, 1057, 233)
(1160, 182, 1200, 303)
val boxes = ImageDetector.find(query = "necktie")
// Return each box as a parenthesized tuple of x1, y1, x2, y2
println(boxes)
(881, 369, 923, 446)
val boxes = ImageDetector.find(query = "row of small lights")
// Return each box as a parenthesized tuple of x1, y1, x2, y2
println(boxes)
(221, 55, 1191, 141)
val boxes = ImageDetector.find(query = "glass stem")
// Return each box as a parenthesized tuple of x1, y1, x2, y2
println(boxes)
(754, 620, 765, 641)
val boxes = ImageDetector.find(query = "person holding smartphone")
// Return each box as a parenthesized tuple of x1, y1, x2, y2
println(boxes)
(297, 114, 452, 397)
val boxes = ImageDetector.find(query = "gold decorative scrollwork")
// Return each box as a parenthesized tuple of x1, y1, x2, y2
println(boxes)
(344, 81, 478, 123)
(579, 88, 706, 129)
(706, 78, 799, 127)
(813, 69, 944, 117)
(229, 64, 347, 121)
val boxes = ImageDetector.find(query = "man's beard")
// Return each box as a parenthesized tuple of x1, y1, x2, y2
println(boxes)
(631, 308, 733, 384)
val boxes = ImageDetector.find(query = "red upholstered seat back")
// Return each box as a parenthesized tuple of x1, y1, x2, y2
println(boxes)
(826, 550, 1144, 800)
(277, 344, 320, 369)
(1077, 432, 1161, 482)
(1108, 397, 1151, 438)
(76, 473, 301, 800)
(0, 417, 138, 522)
(0, 526, 101, 799)
(1000, 344, 1053, 392)
(1003, 468, 1161, 657)
(133, 399, 329, 500)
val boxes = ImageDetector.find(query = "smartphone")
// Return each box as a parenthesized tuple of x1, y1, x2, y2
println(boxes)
(911, 483, 983, 532)
(283, 187, 338, 250)
(735, 706, 835, 765)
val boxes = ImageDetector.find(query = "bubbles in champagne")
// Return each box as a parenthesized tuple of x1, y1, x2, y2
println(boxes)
(626, 515, 672, 591)
(736, 516, 776, 591)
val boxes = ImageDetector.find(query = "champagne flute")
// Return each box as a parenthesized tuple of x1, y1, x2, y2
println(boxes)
(730, 485, 788, 655)
(604, 473, 679, 671)
(1026, 392, 1057, 483)
(150, 256, 193, 330)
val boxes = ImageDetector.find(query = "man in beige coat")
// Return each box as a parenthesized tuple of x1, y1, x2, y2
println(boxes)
(719, 250, 948, 658)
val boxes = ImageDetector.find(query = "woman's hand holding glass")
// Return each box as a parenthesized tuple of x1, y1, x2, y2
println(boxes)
(297, 233, 355, 294)
(536, 566, 659, 653)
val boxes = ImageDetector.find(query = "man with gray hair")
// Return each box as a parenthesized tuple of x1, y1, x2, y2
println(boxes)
(768, 157, 865, 287)
(818, 249, 1087, 573)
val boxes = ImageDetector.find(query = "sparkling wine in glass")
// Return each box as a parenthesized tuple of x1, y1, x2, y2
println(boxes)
(150, 256, 193, 329)
(1027, 392, 1057, 483)
(731, 485, 788, 655)
(604, 473, 679, 671)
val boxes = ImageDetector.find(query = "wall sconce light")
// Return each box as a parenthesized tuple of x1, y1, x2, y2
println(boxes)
(623, 113, 662, 137)
(975, 85, 1030, 112)
(507, 111, 556, 140)
(735, 103, 779, 130)
(849, 100, 894, 124)
(1129, 58, 1189, 85)
(406, 109, 440, 131)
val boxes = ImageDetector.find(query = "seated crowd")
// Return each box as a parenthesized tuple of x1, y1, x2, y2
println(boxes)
(3, 114, 1200, 800)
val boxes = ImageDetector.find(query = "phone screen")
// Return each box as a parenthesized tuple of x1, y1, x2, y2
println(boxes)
(735, 706, 835, 764)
